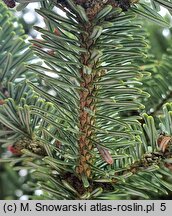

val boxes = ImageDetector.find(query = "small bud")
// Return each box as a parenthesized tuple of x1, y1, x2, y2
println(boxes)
(0, 99, 5, 105)
(8, 145, 22, 156)
(54, 28, 60, 36)
(55, 140, 61, 149)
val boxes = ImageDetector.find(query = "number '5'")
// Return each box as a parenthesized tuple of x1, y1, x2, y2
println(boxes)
(160, 203, 166, 211)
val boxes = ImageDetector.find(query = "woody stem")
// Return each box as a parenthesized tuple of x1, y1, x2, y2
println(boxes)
(76, 24, 100, 184)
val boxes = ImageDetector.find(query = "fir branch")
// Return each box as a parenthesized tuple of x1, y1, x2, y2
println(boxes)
(1, 0, 172, 200)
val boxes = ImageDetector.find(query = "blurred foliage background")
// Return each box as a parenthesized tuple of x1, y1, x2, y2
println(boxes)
(0, 3, 41, 200)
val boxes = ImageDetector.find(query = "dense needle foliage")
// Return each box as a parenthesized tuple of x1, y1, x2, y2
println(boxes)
(0, 0, 172, 200)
